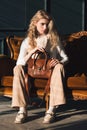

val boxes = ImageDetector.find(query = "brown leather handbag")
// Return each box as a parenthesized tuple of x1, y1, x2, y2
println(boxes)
(27, 50, 52, 79)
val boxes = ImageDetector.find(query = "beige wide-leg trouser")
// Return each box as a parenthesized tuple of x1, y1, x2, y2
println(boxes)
(12, 64, 66, 108)
(49, 63, 66, 107)
(11, 65, 29, 108)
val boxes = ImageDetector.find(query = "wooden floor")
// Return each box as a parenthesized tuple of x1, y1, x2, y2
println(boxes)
(0, 96, 87, 130)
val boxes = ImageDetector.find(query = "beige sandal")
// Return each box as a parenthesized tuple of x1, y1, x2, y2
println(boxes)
(43, 112, 56, 123)
(14, 112, 27, 124)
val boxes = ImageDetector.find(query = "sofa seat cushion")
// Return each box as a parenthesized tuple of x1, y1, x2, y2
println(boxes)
(34, 78, 48, 89)
(67, 74, 87, 89)
(1, 76, 13, 87)
(72, 90, 87, 100)
(0, 86, 12, 97)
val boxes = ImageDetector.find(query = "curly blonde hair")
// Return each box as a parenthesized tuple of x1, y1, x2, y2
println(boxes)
(27, 10, 60, 49)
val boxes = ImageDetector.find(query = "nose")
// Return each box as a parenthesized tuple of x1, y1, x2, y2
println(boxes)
(43, 25, 47, 30)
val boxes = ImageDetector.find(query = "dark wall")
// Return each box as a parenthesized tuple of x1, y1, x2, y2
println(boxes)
(85, 0, 87, 30)
(0, 0, 86, 54)
(0, 0, 45, 37)
(50, 0, 85, 34)
(0, 0, 86, 37)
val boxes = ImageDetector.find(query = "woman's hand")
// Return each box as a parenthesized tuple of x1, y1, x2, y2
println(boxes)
(30, 47, 45, 55)
(49, 58, 60, 69)
(25, 47, 45, 62)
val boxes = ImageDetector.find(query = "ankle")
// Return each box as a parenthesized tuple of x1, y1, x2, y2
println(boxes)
(19, 107, 27, 114)
(47, 105, 58, 114)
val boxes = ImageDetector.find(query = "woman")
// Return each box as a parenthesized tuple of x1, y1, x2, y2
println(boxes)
(12, 10, 68, 124)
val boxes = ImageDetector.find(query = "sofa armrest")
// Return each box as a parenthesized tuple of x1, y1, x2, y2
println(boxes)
(0, 54, 16, 76)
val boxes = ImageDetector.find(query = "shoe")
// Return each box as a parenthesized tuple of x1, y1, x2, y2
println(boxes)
(43, 112, 56, 124)
(14, 112, 28, 124)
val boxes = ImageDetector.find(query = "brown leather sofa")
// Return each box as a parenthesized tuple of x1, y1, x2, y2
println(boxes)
(0, 36, 24, 97)
(0, 31, 87, 109)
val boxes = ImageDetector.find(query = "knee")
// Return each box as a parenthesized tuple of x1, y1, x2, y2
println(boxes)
(13, 65, 23, 75)
(54, 63, 63, 70)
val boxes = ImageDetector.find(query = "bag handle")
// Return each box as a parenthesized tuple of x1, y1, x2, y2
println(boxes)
(29, 49, 48, 70)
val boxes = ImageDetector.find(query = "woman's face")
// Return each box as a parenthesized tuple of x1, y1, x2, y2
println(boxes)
(35, 18, 49, 35)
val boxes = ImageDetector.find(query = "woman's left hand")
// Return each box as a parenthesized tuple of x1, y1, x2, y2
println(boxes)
(49, 58, 60, 69)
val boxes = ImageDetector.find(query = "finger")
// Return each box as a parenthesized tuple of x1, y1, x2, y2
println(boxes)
(50, 60, 59, 67)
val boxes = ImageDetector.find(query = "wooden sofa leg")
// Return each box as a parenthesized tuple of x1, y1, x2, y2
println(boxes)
(45, 95, 49, 111)
(25, 73, 29, 95)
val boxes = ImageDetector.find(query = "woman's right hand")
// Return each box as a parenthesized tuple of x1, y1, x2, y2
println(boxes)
(26, 47, 45, 62)
(30, 47, 45, 55)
